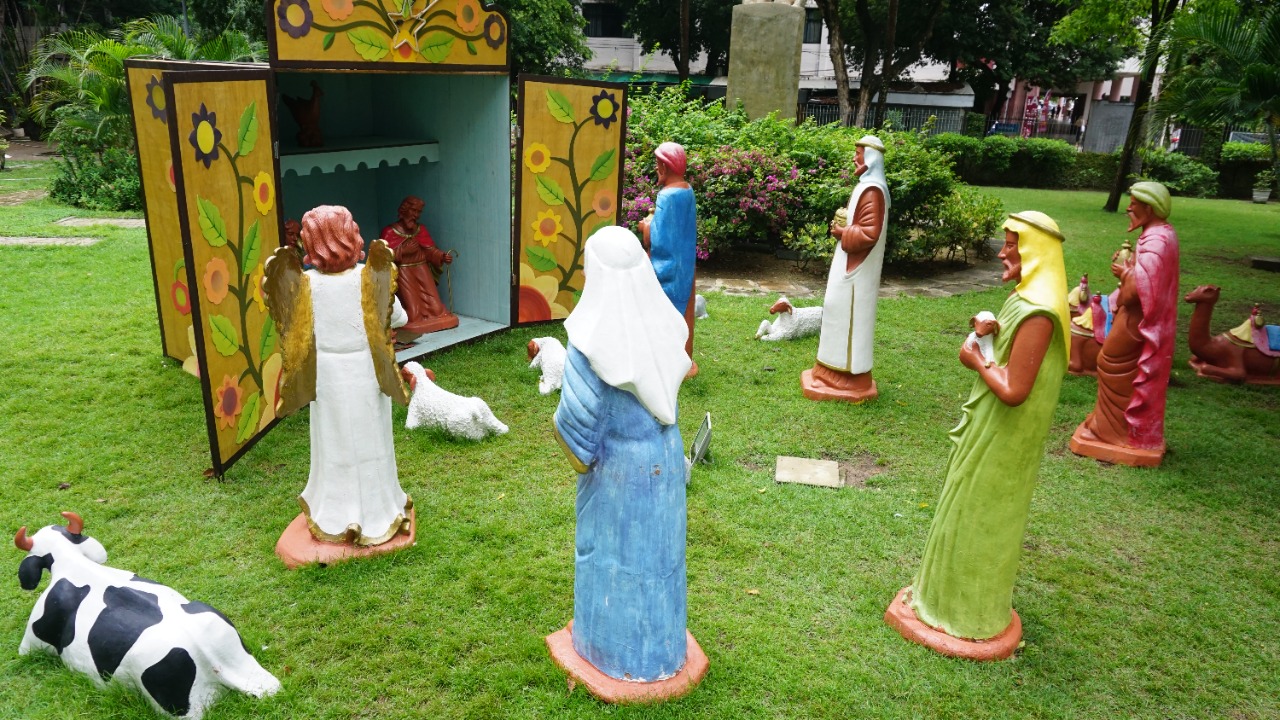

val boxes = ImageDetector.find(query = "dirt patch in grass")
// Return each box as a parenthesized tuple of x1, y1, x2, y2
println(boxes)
(819, 452, 885, 488)
(0, 189, 47, 206)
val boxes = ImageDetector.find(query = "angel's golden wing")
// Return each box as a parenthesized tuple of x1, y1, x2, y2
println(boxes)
(362, 239, 410, 406)
(263, 246, 316, 417)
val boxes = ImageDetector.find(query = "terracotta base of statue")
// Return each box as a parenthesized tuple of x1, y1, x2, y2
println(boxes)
(545, 621, 709, 704)
(800, 364, 877, 403)
(275, 508, 415, 569)
(1068, 421, 1165, 467)
(396, 312, 459, 342)
(883, 587, 1022, 662)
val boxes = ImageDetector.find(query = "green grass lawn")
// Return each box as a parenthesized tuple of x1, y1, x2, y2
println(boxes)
(1, 174, 1278, 718)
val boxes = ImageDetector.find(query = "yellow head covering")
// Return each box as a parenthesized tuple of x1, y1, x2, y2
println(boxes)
(1003, 211, 1070, 360)
(1129, 181, 1172, 219)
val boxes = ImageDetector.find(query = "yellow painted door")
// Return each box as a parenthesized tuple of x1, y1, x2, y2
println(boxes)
(126, 60, 197, 365)
(514, 76, 627, 324)
(166, 69, 284, 476)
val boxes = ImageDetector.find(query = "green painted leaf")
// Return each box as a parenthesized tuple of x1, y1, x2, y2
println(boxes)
(196, 197, 228, 247)
(572, 289, 582, 304)
(588, 148, 617, 182)
(589, 219, 611, 238)
(466, 40, 477, 55)
(546, 89, 574, 124)
(173, 258, 185, 281)
(259, 315, 277, 359)
(241, 221, 261, 276)
(209, 315, 241, 357)
(236, 101, 258, 158)
(525, 246, 558, 272)
(534, 175, 565, 206)
(348, 28, 390, 61)
(236, 391, 261, 443)
(420, 32, 454, 63)
(322, 32, 335, 50)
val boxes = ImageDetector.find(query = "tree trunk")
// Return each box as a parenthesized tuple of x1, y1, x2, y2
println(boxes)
(678, 0, 690, 81)
(875, 0, 898, 125)
(855, 45, 877, 127)
(815, 0, 852, 125)
(1104, 0, 1183, 212)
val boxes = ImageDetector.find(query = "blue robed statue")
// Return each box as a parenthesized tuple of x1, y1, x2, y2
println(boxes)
(546, 226, 708, 702)
(641, 141, 698, 376)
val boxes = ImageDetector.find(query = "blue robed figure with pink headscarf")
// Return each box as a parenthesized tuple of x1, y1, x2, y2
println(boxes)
(640, 142, 699, 376)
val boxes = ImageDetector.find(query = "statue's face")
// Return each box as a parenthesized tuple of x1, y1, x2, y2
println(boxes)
(999, 229, 1022, 283)
(400, 202, 422, 225)
(1126, 196, 1153, 232)
(656, 161, 669, 187)
(854, 145, 868, 177)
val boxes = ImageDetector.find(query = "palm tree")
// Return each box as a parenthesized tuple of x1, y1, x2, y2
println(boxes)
(23, 16, 265, 148)
(1151, 6, 1280, 184)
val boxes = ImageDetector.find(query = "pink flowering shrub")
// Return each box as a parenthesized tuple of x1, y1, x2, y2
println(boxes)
(687, 146, 803, 257)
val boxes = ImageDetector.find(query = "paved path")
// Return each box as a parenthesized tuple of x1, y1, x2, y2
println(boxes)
(55, 216, 147, 229)
(697, 256, 1004, 300)
(0, 236, 101, 246)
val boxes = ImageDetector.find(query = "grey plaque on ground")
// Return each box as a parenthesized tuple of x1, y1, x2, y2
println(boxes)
(690, 412, 712, 465)
(775, 456, 841, 489)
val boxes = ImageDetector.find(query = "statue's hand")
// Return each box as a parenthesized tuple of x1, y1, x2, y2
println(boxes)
(959, 338, 986, 372)
(829, 221, 844, 240)
(442, 252, 454, 265)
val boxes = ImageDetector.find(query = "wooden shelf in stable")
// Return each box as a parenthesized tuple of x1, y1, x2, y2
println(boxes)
(279, 138, 440, 177)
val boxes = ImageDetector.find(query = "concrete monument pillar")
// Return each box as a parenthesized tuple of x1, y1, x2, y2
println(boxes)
(725, 2, 805, 121)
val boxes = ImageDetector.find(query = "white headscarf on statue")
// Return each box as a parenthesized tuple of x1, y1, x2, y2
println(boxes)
(564, 226, 691, 425)
(855, 135, 889, 199)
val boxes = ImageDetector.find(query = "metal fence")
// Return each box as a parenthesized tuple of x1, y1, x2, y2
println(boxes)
(799, 102, 965, 135)
(984, 115, 1083, 143)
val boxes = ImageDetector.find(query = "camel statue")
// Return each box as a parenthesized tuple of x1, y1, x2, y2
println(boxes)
(1185, 285, 1280, 385)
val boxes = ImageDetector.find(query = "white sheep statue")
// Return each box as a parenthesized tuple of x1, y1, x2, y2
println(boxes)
(526, 337, 567, 395)
(965, 310, 999, 367)
(401, 362, 509, 440)
(756, 296, 822, 341)
(694, 294, 708, 320)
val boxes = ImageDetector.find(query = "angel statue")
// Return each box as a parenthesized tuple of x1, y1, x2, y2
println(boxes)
(262, 205, 415, 568)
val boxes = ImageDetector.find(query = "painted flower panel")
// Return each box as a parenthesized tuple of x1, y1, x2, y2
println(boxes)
(253, 171, 275, 215)
(524, 143, 551, 174)
(531, 209, 563, 247)
(189, 103, 222, 169)
(320, 0, 353, 21)
(483, 14, 505, 49)
(456, 0, 483, 32)
(592, 189, 615, 217)
(278, 0, 314, 38)
(589, 91, 618, 129)
(391, 23, 419, 62)
(203, 257, 230, 305)
(145, 75, 167, 123)
(214, 374, 244, 430)
(518, 263, 569, 322)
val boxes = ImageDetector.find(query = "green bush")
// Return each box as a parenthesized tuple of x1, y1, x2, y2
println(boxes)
(48, 142, 142, 211)
(1011, 138, 1077, 188)
(1137, 149, 1219, 197)
(1061, 151, 1119, 190)
(963, 111, 986, 138)
(978, 135, 1019, 180)
(1220, 141, 1271, 162)
(925, 133, 980, 180)
(623, 85, 1001, 266)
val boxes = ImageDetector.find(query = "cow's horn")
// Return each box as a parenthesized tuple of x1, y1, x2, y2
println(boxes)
(60, 511, 83, 534)
(15, 526, 33, 551)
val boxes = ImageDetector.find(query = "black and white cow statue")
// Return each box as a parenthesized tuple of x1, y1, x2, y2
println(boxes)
(15, 512, 281, 718)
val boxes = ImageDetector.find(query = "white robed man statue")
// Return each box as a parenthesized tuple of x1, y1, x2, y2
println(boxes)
(801, 135, 891, 403)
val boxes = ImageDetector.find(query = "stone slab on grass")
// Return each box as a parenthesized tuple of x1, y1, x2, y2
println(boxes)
(55, 216, 146, 229)
(775, 456, 842, 489)
(0, 236, 101, 246)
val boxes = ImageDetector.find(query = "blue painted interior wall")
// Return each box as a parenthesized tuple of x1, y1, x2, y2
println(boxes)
(275, 71, 512, 326)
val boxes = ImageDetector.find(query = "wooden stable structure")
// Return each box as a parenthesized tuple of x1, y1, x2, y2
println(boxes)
(126, 0, 627, 475)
